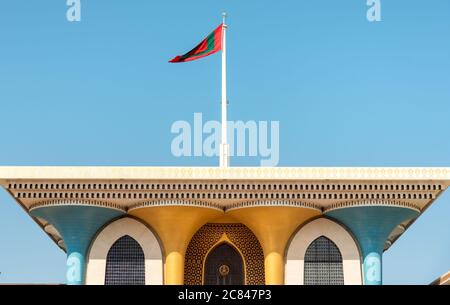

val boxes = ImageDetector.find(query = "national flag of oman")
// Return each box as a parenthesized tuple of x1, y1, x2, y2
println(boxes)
(169, 24, 223, 63)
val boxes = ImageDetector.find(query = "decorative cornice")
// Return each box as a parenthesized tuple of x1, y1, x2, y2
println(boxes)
(323, 200, 421, 213)
(29, 199, 126, 212)
(1, 166, 450, 182)
(225, 200, 322, 212)
(128, 200, 225, 212)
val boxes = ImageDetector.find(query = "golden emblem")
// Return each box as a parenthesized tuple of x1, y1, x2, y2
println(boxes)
(219, 264, 230, 276)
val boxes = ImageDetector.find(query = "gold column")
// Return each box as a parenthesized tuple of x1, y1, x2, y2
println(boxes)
(129, 205, 223, 284)
(228, 206, 321, 285)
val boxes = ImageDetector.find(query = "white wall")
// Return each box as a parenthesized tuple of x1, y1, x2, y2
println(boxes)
(86, 217, 163, 285)
(285, 217, 362, 285)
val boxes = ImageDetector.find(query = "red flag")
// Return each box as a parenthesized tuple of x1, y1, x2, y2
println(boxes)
(169, 24, 223, 63)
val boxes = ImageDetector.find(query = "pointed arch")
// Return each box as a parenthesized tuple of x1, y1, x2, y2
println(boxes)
(203, 242, 245, 285)
(105, 235, 145, 285)
(304, 236, 344, 285)
(86, 217, 163, 285)
(184, 223, 265, 285)
(285, 218, 362, 285)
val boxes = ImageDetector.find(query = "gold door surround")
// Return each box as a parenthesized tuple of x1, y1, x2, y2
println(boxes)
(184, 223, 265, 285)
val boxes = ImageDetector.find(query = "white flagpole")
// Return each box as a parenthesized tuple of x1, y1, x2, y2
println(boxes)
(220, 12, 229, 167)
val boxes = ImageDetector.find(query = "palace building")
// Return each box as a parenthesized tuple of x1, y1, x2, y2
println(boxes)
(1, 166, 449, 285)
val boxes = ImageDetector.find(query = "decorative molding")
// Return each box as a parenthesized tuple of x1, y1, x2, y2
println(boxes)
(324, 200, 421, 213)
(226, 200, 321, 212)
(12, 181, 442, 211)
(1, 166, 450, 181)
(128, 200, 224, 212)
(29, 200, 126, 212)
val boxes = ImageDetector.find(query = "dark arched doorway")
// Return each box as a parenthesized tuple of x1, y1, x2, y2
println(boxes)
(204, 243, 244, 285)
(105, 235, 145, 285)
(304, 236, 344, 285)
(184, 223, 264, 285)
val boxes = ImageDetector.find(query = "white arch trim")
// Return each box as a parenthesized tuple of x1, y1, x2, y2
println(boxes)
(285, 217, 362, 285)
(86, 217, 163, 285)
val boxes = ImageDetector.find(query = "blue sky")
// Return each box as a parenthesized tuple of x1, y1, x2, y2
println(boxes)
(0, 0, 449, 284)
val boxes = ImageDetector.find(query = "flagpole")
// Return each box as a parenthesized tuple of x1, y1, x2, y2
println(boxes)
(220, 12, 229, 168)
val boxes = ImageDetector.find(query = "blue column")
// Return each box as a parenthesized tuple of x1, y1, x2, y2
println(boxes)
(325, 206, 419, 285)
(31, 205, 124, 285)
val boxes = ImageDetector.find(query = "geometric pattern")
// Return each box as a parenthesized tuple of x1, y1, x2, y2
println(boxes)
(304, 236, 344, 285)
(105, 235, 145, 285)
(184, 223, 265, 285)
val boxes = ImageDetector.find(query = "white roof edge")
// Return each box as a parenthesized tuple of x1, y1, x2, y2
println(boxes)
(0, 166, 449, 182)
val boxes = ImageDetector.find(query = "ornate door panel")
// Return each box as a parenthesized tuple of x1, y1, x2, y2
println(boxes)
(204, 243, 244, 285)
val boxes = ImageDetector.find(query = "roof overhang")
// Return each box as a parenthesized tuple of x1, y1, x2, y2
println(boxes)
(1, 166, 449, 253)
(431, 271, 450, 285)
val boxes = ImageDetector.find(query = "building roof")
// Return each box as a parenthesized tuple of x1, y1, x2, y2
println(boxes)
(431, 270, 450, 285)
(1, 166, 449, 181)
(1, 166, 449, 253)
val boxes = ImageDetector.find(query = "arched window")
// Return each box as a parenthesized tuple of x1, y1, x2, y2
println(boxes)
(105, 235, 145, 285)
(304, 236, 344, 285)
